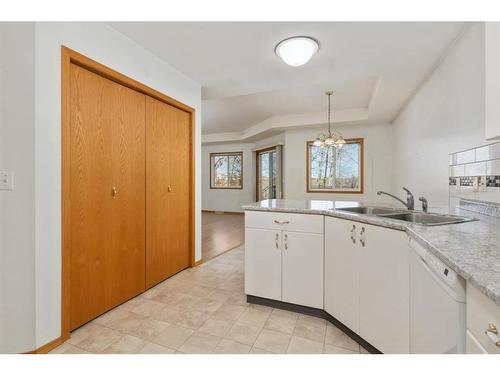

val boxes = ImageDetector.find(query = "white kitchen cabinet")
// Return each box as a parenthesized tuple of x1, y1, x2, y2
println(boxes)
(244, 211, 324, 308)
(325, 217, 360, 333)
(282, 231, 324, 309)
(485, 22, 500, 140)
(324, 216, 410, 353)
(244, 228, 282, 300)
(358, 222, 410, 354)
(466, 283, 500, 354)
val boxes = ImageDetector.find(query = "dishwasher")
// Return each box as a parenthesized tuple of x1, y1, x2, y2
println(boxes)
(409, 238, 466, 353)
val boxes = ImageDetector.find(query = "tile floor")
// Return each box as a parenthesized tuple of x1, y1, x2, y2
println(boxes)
(50, 245, 365, 354)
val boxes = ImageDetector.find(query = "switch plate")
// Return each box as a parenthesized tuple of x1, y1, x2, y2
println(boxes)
(0, 171, 14, 190)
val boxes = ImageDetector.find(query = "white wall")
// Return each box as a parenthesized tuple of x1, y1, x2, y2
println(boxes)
(284, 124, 393, 204)
(34, 22, 202, 348)
(0, 23, 36, 353)
(392, 23, 486, 206)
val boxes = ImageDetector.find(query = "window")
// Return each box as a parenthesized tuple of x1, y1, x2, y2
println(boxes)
(307, 138, 364, 193)
(210, 152, 243, 189)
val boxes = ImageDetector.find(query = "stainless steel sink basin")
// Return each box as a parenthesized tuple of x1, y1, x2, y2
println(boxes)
(379, 212, 475, 226)
(336, 206, 398, 215)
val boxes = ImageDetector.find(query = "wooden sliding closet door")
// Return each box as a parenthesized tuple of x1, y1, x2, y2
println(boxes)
(146, 96, 191, 288)
(69, 64, 146, 330)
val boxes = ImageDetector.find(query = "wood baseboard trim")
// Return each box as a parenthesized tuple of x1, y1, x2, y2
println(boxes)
(192, 258, 204, 267)
(246, 295, 382, 354)
(31, 336, 65, 354)
(202, 210, 244, 215)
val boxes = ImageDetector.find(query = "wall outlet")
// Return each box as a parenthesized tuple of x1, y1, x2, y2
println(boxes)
(0, 171, 14, 190)
(479, 176, 487, 192)
(473, 176, 479, 192)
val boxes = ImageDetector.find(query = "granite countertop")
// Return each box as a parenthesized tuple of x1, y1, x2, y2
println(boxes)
(242, 199, 500, 306)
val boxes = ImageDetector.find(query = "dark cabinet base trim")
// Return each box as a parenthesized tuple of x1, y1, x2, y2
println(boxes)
(246, 295, 382, 354)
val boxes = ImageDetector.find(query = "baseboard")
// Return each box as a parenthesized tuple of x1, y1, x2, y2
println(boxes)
(246, 295, 382, 354)
(28, 336, 65, 354)
(192, 258, 203, 267)
(202, 210, 244, 214)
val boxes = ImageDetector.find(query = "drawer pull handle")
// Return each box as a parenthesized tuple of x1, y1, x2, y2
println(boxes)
(485, 324, 500, 347)
(486, 323, 498, 335)
(350, 224, 356, 244)
(274, 220, 290, 225)
(360, 227, 366, 247)
(275, 233, 279, 249)
(284, 234, 288, 250)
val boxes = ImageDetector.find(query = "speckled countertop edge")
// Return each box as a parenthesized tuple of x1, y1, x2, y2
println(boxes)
(242, 200, 500, 306)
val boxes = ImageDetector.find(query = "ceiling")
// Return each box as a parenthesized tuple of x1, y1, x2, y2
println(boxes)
(109, 22, 466, 140)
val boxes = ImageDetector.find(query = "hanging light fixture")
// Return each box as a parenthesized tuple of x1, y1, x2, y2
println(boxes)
(313, 91, 346, 148)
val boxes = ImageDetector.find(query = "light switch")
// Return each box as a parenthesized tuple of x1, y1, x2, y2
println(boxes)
(0, 171, 14, 190)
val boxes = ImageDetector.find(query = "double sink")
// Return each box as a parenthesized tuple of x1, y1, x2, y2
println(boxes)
(335, 206, 475, 226)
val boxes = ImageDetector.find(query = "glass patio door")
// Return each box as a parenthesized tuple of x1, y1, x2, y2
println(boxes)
(256, 146, 282, 201)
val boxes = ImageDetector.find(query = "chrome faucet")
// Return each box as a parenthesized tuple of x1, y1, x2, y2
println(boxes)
(377, 187, 415, 210)
(419, 197, 428, 213)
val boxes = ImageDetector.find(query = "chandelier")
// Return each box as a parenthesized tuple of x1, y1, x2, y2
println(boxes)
(313, 91, 346, 148)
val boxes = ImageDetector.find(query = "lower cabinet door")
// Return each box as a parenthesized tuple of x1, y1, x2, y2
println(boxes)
(244, 228, 282, 300)
(282, 231, 324, 308)
(358, 223, 410, 353)
(325, 217, 360, 333)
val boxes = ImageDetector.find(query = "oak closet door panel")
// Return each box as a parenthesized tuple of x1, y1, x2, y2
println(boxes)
(69, 64, 146, 330)
(69, 64, 113, 330)
(146, 96, 191, 288)
(108, 80, 146, 309)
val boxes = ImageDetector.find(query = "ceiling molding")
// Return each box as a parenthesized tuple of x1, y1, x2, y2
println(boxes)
(202, 108, 369, 144)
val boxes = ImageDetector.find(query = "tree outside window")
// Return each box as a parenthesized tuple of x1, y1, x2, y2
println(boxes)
(210, 152, 243, 189)
(307, 138, 363, 193)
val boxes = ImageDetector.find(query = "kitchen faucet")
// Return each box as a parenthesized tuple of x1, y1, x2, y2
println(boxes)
(377, 187, 415, 210)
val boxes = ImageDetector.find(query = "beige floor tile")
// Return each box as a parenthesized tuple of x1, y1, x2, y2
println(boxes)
(249, 347, 273, 354)
(178, 331, 221, 354)
(324, 344, 359, 354)
(271, 308, 299, 319)
(71, 325, 124, 353)
(198, 318, 233, 337)
(152, 305, 184, 323)
(174, 309, 211, 330)
(360, 346, 371, 354)
(130, 299, 166, 318)
(324, 324, 359, 352)
(247, 303, 273, 313)
(92, 307, 131, 328)
(226, 292, 249, 307)
(212, 304, 247, 322)
(214, 339, 251, 354)
(293, 319, 327, 343)
(253, 328, 291, 354)
(297, 314, 327, 326)
(207, 288, 234, 303)
(119, 296, 145, 312)
(152, 323, 195, 350)
(67, 322, 101, 346)
(138, 342, 176, 354)
(225, 322, 262, 346)
(49, 343, 91, 354)
(191, 297, 225, 314)
(265, 312, 297, 335)
(184, 285, 215, 298)
(287, 336, 324, 354)
(101, 335, 147, 354)
(237, 308, 271, 327)
(112, 314, 170, 342)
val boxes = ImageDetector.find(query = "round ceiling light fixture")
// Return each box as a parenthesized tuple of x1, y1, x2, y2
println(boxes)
(274, 36, 319, 67)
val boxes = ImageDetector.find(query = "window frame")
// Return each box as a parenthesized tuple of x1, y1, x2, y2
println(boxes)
(209, 151, 244, 190)
(306, 138, 364, 194)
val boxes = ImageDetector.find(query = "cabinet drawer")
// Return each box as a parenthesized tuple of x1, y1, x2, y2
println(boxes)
(467, 284, 500, 354)
(245, 211, 323, 234)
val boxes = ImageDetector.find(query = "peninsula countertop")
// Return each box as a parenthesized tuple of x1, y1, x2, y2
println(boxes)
(242, 199, 500, 306)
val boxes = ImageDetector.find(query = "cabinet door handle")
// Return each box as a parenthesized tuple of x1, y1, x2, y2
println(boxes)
(275, 233, 279, 249)
(111, 186, 118, 199)
(485, 324, 500, 347)
(284, 234, 288, 250)
(350, 224, 356, 244)
(167, 185, 172, 192)
(274, 220, 290, 225)
(360, 227, 366, 247)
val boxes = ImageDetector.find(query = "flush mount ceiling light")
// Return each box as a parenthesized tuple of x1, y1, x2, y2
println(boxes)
(274, 36, 319, 67)
(313, 91, 346, 149)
